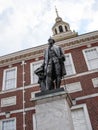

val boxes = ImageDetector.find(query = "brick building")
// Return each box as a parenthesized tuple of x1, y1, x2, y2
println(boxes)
(0, 11, 98, 130)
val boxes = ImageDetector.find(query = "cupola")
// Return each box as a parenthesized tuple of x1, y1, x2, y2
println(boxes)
(52, 7, 78, 42)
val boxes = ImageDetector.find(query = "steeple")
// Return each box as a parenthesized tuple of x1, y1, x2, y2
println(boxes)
(55, 6, 62, 23)
(52, 8, 78, 42)
(55, 6, 59, 18)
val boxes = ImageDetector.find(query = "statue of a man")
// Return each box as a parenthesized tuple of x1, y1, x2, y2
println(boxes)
(42, 37, 66, 90)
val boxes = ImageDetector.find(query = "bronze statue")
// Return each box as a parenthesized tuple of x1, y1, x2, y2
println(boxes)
(35, 38, 66, 91)
(34, 66, 46, 91)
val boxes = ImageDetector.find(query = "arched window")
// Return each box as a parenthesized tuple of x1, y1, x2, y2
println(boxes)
(65, 26, 68, 31)
(55, 28, 57, 34)
(59, 25, 63, 33)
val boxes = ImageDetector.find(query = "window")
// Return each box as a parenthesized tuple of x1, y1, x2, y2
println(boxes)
(71, 104, 92, 130)
(65, 26, 68, 31)
(92, 77, 98, 88)
(64, 53, 76, 75)
(1, 118, 16, 130)
(3, 67, 17, 90)
(31, 60, 43, 84)
(59, 25, 63, 32)
(83, 47, 98, 70)
(55, 28, 57, 34)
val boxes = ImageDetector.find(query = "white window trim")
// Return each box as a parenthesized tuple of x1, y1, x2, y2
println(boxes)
(0, 117, 16, 130)
(92, 77, 98, 88)
(33, 114, 37, 130)
(1, 96, 16, 107)
(30, 60, 43, 84)
(65, 82, 82, 93)
(31, 90, 40, 99)
(83, 46, 98, 70)
(3, 67, 17, 91)
(71, 104, 92, 130)
(65, 53, 76, 76)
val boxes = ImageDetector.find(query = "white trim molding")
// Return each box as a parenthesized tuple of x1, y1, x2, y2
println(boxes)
(71, 104, 92, 130)
(92, 77, 98, 88)
(64, 53, 76, 76)
(31, 91, 40, 99)
(83, 46, 98, 70)
(3, 67, 17, 91)
(0, 106, 35, 116)
(76, 93, 98, 101)
(33, 114, 37, 130)
(66, 82, 82, 93)
(0, 117, 16, 130)
(1, 96, 16, 107)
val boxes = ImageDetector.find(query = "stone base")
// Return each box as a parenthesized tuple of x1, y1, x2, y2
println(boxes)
(31, 88, 74, 130)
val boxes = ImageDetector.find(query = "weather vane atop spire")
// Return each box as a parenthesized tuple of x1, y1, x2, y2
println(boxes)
(55, 6, 59, 17)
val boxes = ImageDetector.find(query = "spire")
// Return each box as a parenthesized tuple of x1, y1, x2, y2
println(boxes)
(55, 7, 62, 23)
(55, 6, 59, 17)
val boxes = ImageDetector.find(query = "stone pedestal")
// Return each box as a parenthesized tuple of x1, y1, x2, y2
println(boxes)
(31, 88, 74, 130)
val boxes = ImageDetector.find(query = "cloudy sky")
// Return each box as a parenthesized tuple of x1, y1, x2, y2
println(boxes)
(0, 0, 98, 56)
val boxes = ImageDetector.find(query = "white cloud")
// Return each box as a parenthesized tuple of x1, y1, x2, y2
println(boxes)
(0, 0, 98, 56)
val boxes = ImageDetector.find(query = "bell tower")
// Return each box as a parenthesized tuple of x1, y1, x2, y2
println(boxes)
(52, 7, 78, 42)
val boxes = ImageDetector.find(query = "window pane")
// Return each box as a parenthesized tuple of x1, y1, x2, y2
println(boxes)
(89, 59, 98, 69)
(2, 119, 15, 130)
(64, 54, 75, 75)
(85, 48, 98, 70)
(4, 68, 16, 90)
(92, 77, 98, 87)
(6, 69, 15, 79)
(65, 65, 73, 75)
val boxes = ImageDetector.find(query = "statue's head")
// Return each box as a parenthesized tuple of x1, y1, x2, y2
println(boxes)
(48, 37, 55, 46)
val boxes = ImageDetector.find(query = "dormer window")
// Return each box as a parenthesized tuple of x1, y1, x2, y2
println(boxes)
(55, 28, 57, 34)
(59, 25, 63, 33)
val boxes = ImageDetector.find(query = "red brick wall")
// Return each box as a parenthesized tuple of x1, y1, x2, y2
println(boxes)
(0, 91, 23, 112)
(0, 42, 98, 130)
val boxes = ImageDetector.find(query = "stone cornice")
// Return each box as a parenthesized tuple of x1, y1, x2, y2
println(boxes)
(0, 31, 98, 67)
(0, 44, 47, 67)
(60, 32, 98, 50)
